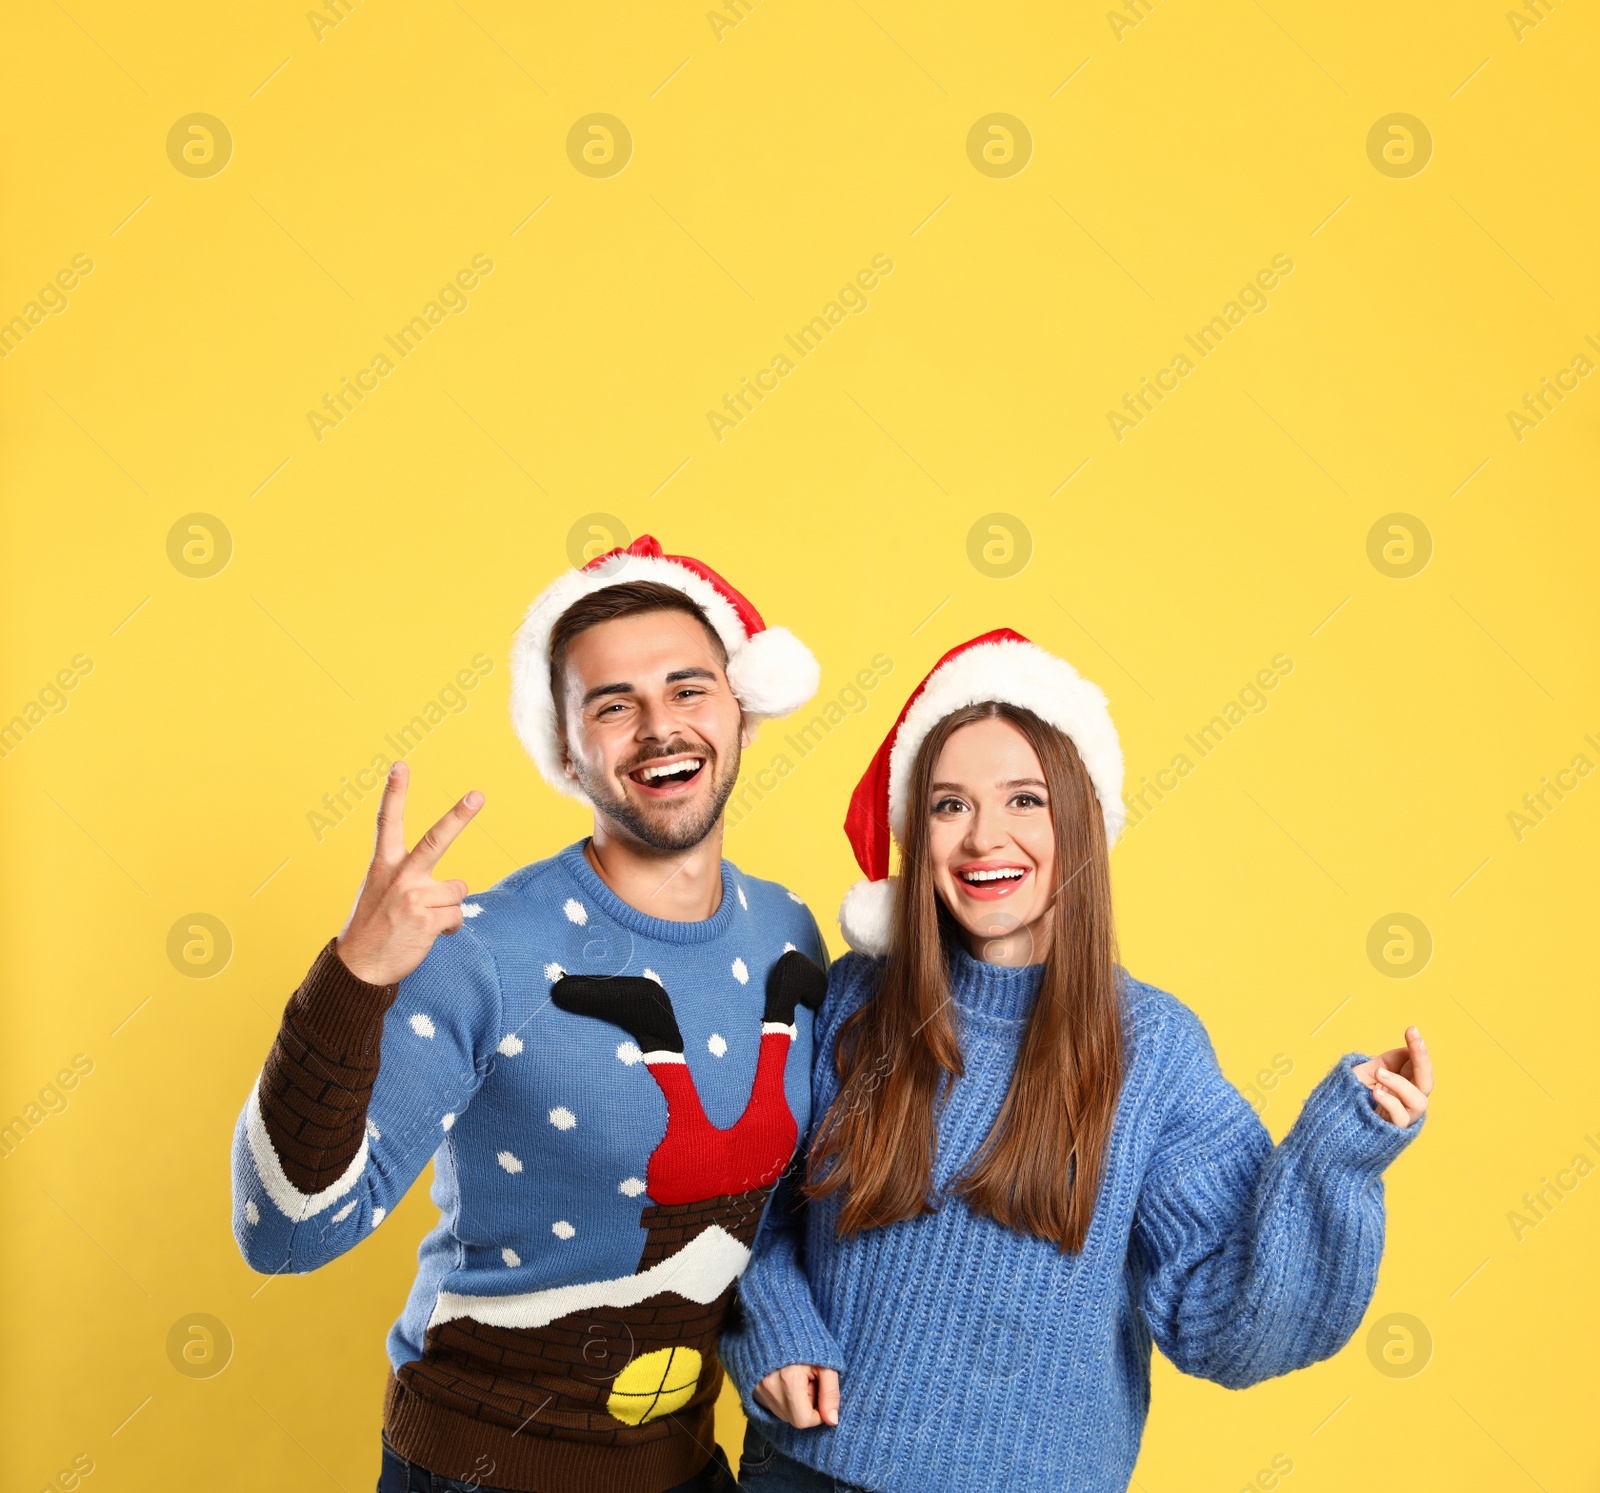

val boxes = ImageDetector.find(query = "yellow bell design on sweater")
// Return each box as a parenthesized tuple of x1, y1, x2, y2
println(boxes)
(606, 1345, 704, 1426)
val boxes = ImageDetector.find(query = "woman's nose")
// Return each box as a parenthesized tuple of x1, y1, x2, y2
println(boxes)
(965, 806, 1007, 852)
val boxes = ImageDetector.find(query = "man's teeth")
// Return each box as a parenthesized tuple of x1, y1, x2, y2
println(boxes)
(961, 867, 1026, 883)
(639, 759, 703, 781)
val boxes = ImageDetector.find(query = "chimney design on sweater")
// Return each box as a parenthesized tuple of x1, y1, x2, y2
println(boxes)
(396, 949, 827, 1452)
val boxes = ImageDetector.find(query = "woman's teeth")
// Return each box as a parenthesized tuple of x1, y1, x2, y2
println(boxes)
(959, 867, 1026, 884)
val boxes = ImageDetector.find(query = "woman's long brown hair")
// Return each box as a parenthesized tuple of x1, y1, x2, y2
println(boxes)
(806, 702, 1124, 1253)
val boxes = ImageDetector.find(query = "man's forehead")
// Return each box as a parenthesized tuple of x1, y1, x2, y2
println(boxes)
(564, 609, 726, 685)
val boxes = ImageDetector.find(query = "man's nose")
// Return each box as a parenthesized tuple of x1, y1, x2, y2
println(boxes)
(634, 693, 680, 742)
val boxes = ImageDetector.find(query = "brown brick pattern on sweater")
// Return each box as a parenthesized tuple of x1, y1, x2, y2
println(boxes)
(402, 1288, 734, 1442)
(390, 1183, 773, 1479)
(636, 1187, 768, 1267)
(383, 1369, 716, 1493)
(257, 939, 398, 1193)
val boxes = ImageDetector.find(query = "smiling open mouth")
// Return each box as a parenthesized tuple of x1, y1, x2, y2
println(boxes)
(628, 757, 706, 792)
(954, 864, 1031, 899)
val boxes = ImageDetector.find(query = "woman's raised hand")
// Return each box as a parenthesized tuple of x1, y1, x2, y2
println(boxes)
(334, 761, 484, 987)
(754, 1364, 840, 1429)
(1352, 1026, 1433, 1127)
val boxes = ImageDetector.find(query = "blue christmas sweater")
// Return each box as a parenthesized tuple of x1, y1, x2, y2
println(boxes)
(722, 945, 1425, 1492)
(230, 841, 827, 1493)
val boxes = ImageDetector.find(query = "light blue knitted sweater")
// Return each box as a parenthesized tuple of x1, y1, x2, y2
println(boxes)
(721, 945, 1423, 1492)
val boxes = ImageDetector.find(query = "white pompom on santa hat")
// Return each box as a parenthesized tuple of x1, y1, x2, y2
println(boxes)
(510, 534, 821, 799)
(838, 627, 1126, 957)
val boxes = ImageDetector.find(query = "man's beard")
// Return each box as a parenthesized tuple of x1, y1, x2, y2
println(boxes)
(574, 737, 742, 852)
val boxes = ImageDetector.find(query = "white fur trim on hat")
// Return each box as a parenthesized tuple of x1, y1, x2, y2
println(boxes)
(887, 637, 1125, 849)
(509, 550, 820, 798)
(837, 877, 896, 958)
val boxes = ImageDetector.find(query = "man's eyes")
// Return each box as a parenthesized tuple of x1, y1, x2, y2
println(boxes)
(592, 688, 705, 718)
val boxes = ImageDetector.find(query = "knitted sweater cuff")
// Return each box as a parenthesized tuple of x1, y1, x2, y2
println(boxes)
(1293, 1052, 1426, 1180)
(724, 1276, 846, 1396)
(289, 938, 400, 1053)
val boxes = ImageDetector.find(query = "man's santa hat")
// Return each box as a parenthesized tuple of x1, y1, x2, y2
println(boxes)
(510, 534, 821, 799)
(838, 627, 1125, 956)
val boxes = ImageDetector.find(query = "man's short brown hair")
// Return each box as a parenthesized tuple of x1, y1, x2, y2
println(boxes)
(547, 581, 728, 711)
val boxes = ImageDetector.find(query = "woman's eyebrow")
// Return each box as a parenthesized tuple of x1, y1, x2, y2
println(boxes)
(998, 777, 1048, 790)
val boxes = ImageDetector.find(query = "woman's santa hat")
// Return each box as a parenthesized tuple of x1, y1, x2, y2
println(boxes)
(838, 627, 1125, 956)
(510, 534, 821, 799)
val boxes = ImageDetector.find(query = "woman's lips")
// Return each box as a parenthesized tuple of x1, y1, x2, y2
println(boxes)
(952, 863, 1031, 901)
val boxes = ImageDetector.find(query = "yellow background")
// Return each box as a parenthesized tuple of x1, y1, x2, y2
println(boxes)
(3, 0, 1597, 1488)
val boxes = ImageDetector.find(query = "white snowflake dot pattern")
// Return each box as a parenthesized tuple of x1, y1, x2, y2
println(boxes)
(497, 1150, 524, 1174)
(366, 1117, 382, 1140)
(737, 885, 749, 910)
(501, 1247, 521, 1267)
(441, 1113, 456, 1131)
(731, 958, 749, 985)
(708, 1033, 728, 1057)
(563, 898, 588, 926)
(245, 1198, 260, 1225)
(787, 891, 804, 904)
(617, 1041, 643, 1066)
(544, 962, 566, 983)
(498, 1034, 524, 1057)
(549, 1106, 576, 1131)
(783, 941, 796, 953)
(372, 1207, 385, 1227)
(619, 1177, 646, 1197)
(461, 903, 483, 918)
(641, 968, 662, 985)
(332, 1199, 357, 1224)
(409, 1012, 437, 1039)
(552, 1220, 575, 1240)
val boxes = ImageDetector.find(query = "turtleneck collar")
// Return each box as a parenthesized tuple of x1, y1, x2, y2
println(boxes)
(945, 938, 1044, 1024)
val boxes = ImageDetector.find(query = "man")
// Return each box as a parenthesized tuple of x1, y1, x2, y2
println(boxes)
(232, 536, 829, 1493)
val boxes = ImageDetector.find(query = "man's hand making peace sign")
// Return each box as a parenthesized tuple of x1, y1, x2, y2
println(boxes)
(335, 762, 485, 987)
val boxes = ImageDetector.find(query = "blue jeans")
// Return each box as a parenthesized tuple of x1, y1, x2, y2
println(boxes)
(738, 1426, 878, 1493)
(377, 1431, 735, 1492)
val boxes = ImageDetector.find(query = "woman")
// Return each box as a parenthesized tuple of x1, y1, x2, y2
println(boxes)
(720, 628, 1432, 1492)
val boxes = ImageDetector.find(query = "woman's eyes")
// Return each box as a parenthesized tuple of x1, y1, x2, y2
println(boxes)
(930, 793, 1047, 814)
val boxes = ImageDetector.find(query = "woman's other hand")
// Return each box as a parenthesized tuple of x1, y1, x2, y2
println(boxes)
(1352, 1026, 1433, 1127)
(754, 1364, 840, 1428)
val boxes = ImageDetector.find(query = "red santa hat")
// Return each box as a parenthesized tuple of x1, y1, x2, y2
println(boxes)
(511, 535, 821, 799)
(838, 628, 1125, 956)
